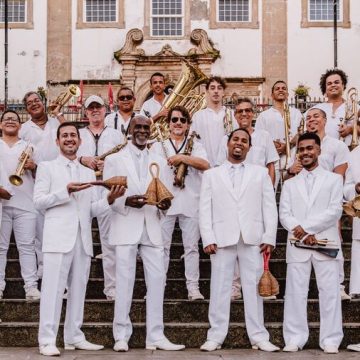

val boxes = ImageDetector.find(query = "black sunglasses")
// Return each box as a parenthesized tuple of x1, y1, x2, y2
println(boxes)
(118, 95, 134, 101)
(170, 117, 187, 124)
(235, 108, 253, 114)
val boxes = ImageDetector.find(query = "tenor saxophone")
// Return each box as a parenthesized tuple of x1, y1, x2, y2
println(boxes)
(173, 131, 200, 189)
(9, 142, 33, 186)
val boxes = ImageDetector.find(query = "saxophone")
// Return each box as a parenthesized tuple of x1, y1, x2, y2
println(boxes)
(173, 131, 200, 189)
(9, 142, 33, 186)
(223, 107, 233, 135)
(94, 137, 128, 177)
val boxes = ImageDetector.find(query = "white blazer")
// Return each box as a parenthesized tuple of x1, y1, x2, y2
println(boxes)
(279, 166, 343, 263)
(199, 162, 277, 249)
(344, 146, 360, 240)
(103, 146, 167, 246)
(33, 155, 110, 256)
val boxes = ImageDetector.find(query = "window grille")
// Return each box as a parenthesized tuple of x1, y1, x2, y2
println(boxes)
(308, 0, 341, 21)
(85, 0, 117, 22)
(0, 0, 26, 23)
(217, 0, 250, 22)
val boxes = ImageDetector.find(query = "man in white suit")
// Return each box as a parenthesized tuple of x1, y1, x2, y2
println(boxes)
(345, 145, 360, 351)
(199, 128, 279, 352)
(280, 132, 343, 353)
(103, 115, 185, 352)
(34, 122, 125, 356)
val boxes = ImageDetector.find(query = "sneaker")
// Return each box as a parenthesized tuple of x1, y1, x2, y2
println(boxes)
(340, 285, 351, 301)
(231, 288, 242, 301)
(188, 289, 204, 301)
(106, 288, 116, 301)
(25, 287, 41, 300)
(95, 253, 103, 260)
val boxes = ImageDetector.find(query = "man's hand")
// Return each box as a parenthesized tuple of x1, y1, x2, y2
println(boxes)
(80, 156, 98, 170)
(96, 159, 105, 172)
(204, 244, 217, 255)
(274, 140, 286, 155)
(303, 234, 317, 246)
(355, 182, 360, 194)
(125, 195, 147, 208)
(153, 108, 169, 122)
(67, 182, 92, 194)
(23, 158, 37, 171)
(338, 124, 352, 137)
(292, 225, 307, 240)
(156, 198, 171, 211)
(107, 185, 126, 205)
(167, 154, 185, 167)
(289, 158, 303, 175)
(260, 244, 274, 253)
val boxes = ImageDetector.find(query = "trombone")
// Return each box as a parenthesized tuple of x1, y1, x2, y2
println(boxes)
(345, 87, 359, 150)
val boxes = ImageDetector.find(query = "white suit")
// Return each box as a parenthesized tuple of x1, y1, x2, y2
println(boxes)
(279, 166, 343, 349)
(199, 161, 277, 345)
(34, 155, 110, 347)
(103, 144, 168, 344)
(344, 146, 360, 295)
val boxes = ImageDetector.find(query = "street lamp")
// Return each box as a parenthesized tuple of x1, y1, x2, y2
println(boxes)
(333, 0, 338, 68)
(4, 0, 8, 107)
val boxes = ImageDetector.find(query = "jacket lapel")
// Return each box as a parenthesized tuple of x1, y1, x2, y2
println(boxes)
(122, 147, 141, 192)
(218, 164, 238, 201)
(237, 163, 251, 199)
(296, 173, 309, 204)
(307, 168, 327, 209)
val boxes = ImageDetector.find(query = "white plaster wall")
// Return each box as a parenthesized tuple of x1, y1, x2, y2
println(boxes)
(287, 0, 360, 98)
(0, 0, 47, 100)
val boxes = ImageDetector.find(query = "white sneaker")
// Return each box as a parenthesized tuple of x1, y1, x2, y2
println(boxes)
(347, 343, 360, 351)
(200, 340, 221, 351)
(231, 288, 242, 301)
(65, 339, 103, 351)
(146, 338, 185, 351)
(188, 289, 204, 301)
(95, 253, 103, 260)
(324, 345, 338, 354)
(25, 287, 41, 300)
(39, 344, 60, 356)
(252, 340, 280, 352)
(114, 340, 129, 352)
(283, 344, 299, 352)
(106, 288, 115, 301)
(340, 287, 351, 301)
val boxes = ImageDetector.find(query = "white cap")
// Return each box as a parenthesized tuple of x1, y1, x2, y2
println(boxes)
(84, 95, 105, 108)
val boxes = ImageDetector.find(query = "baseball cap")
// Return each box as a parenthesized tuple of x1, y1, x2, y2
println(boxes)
(84, 95, 105, 108)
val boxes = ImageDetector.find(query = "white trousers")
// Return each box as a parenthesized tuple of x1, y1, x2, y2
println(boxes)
(38, 228, 91, 346)
(161, 214, 200, 291)
(283, 257, 343, 349)
(350, 239, 360, 295)
(0, 206, 38, 291)
(207, 238, 269, 345)
(97, 211, 116, 296)
(35, 211, 44, 274)
(113, 229, 166, 344)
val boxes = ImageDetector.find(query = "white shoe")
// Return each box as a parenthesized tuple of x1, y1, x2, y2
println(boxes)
(39, 344, 60, 356)
(324, 345, 338, 354)
(95, 253, 103, 260)
(231, 288, 242, 301)
(188, 289, 204, 301)
(283, 344, 299, 352)
(64, 339, 103, 351)
(146, 338, 185, 351)
(113, 340, 129, 352)
(25, 287, 41, 300)
(347, 343, 360, 351)
(200, 340, 222, 351)
(341, 287, 351, 301)
(106, 288, 115, 301)
(252, 340, 280, 352)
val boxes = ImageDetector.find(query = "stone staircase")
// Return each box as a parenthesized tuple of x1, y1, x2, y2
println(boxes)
(0, 216, 357, 349)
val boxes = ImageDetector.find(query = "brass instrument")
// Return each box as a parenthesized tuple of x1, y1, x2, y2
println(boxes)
(173, 131, 200, 189)
(150, 59, 208, 141)
(47, 85, 81, 117)
(9, 142, 33, 186)
(223, 107, 233, 135)
(94, 138, 128, 177)
(280, 102, 292, 182)
(297, 116, 305, 135)
(178, 91, 207, 118)
(345, 87, 359, 150)
(343, 195, 360, 218)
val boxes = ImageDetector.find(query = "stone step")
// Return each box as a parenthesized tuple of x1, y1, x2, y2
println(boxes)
(3, 258, 353, 279)
(1, 298, 359, 323)
(2, 278, 350, 300)
(0, 321, 358, 348)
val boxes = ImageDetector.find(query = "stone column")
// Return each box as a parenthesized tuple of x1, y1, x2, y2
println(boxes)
(262, 0, 287, 98)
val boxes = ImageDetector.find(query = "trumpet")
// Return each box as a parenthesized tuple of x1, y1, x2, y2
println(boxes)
(345, 87, 359, 150)
(47, 85, 81, 117)
(9, 142, 33, 186)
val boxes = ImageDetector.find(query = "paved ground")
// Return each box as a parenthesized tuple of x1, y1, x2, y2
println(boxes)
(0, 348, 359, 359)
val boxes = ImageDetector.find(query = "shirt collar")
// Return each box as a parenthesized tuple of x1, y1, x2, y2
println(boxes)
(57, 154, 79, 167)
(128, 142, 148, 157)
(225, 159, 246, 170)
(300, 165, 322, 178)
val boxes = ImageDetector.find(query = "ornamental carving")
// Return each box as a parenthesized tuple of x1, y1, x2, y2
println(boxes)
(188, 29, 220, 59)
(114, 28, 145, 61)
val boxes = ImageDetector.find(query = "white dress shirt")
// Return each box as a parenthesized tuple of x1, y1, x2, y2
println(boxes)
(216, 128, 279, 166)
(191, 106, 237, 167)
(104, 111, 134, 140)
(150, 137, 208, 218)
(140, 95, 168, 117)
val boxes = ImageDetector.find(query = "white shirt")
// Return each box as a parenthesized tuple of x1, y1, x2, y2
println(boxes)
(0, 159, 14, 221)
(255, 106, 302, 142)
(310, 102, 351, 144)
(216, 128, 279, 167)
(191, 106, 237, 167)
(19, 116, 60, 162)
(104, 111, 134, 140)
(77, 126, 121, 158)
(150, 137, 208, 218)
(140, 95, 168, 117)
(0, 139, 38, 213)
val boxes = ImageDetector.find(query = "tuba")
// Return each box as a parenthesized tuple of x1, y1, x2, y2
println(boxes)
(47, 85, 81, 117)
(149, 59, 208, 141)
(345, 87, 359, 151)
(9, 142, 33, 186)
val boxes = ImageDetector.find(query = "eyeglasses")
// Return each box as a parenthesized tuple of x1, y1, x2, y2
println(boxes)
(118, 95, 134, 101)
(170, 117, 187, 124)
(235, 108, 253, 114)
(26, 98, 41, 107)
